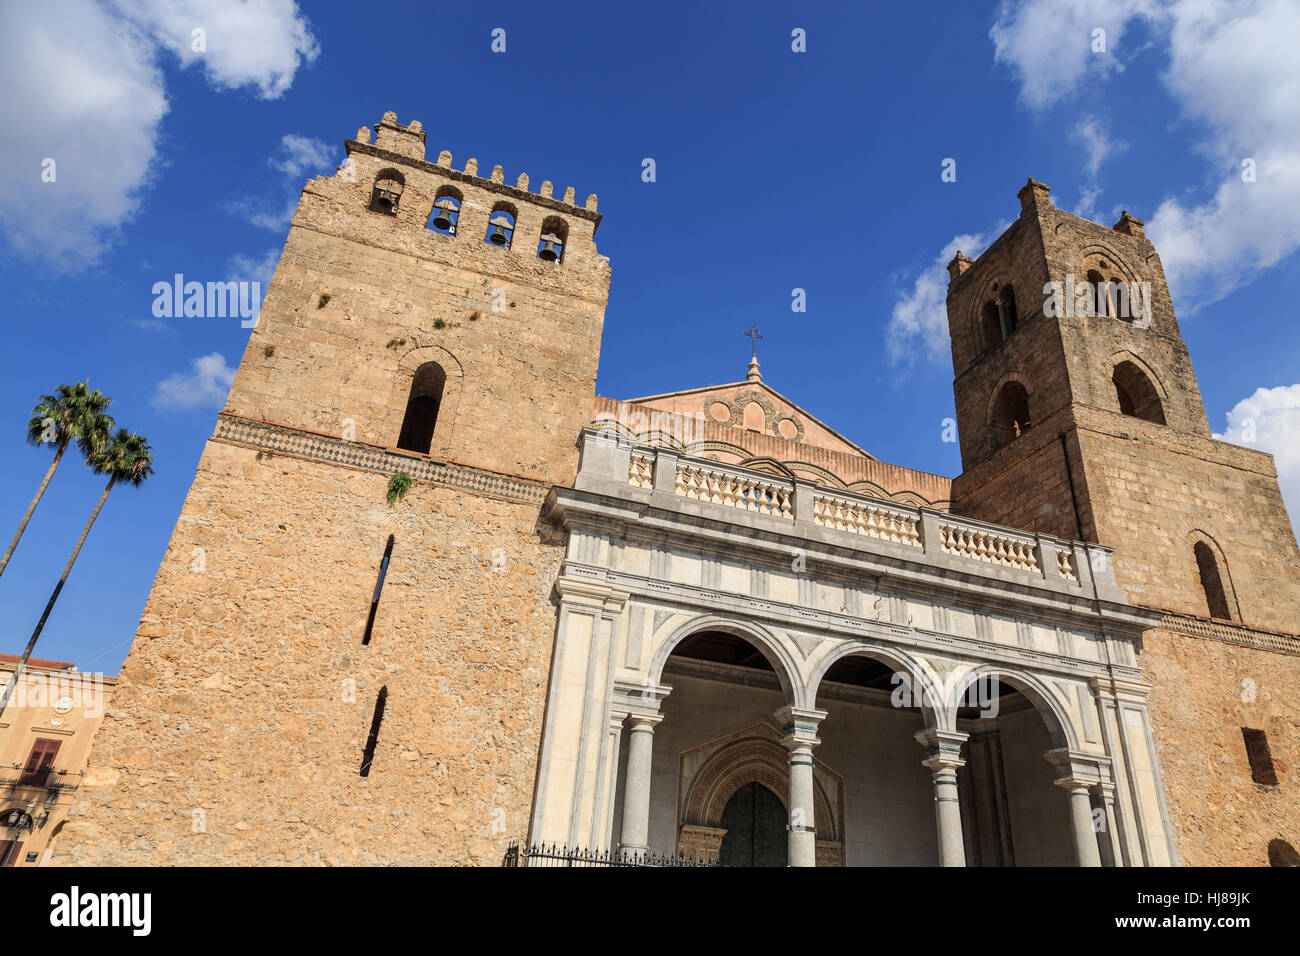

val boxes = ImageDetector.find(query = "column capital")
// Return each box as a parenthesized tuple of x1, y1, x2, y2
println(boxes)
(626, 712, 664, 733)
(612, 679, 672, 714)
(1092, 779, 1119, 801)
(1089, 673, 1152, 702)
(1045, 748, 1110, 789)
(553, 576, 629, 613)
(775, 705, 826, 750)
(915, 728, 968, 772)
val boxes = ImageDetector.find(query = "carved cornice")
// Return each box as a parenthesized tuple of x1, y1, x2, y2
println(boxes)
(1152, 609, 1300, 658)
(212, 413, 549, 505)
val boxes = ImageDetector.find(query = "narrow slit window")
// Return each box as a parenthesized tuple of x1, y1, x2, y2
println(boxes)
(360, 686, 388, 778)
(362, 535, 394, 646)
(1242, 728, 1278, 786)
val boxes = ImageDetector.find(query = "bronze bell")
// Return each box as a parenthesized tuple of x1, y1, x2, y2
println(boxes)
(487, 214, 513, 246)
(537, 232, 561, 262)
(431, 199, 456, 232)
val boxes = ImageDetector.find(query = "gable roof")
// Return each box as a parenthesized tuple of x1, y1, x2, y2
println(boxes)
(626, 378, 876, 461)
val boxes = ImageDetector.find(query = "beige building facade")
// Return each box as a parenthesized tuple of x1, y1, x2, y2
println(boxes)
(1, 655, 115, 866)
(56, 112, 1299, 866)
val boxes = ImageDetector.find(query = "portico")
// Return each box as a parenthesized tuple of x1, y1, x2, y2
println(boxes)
(528, 430, 1177, 866)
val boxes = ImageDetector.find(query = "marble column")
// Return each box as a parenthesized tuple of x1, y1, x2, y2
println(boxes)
(617, 712, 663, 858)
(1057, 779, 1103, 867)
(777, 705, 826, 867)
(916, 728, 969, 867)
(1093, 781, 1123, 867)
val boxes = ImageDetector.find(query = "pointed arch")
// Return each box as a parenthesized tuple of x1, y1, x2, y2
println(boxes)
(1186, 529, 1240, 621)
(986, 373, 1033, 445)
(387, 344, 463, 458)
(680, 724, 840, 841)
(1111, 354, 1166, 425)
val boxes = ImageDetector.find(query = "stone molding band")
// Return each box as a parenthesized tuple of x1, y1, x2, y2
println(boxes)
(1155, 609, 1300, 658)
(212, 413, 549, 505)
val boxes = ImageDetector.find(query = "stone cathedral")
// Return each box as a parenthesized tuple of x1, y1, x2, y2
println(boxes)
(59, 112, 1299, 867)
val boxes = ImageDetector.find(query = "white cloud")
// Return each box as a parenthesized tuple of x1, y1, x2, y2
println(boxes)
(232, 134, 333, 230)
(273, 134, 332, 177)
(112, 0, 319, 100)
(991, 0, 1300, 311)
(1213, 384, 1300, 526)
(1072, 115, 1127, 180)
(888, 232, 993, 368)
(152, 352, 237, 411)
(1070, 115, 1128, 220)
(989, 0, 1159, 112)
(227, 248, 279, 290)
(0, 0, 167, 271)
(0, 0, 316, 272)
(1146, 0, 1300, 308)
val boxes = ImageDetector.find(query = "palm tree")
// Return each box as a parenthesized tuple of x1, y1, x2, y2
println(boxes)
(0, 383, 114, 579)
(0, 430, 152, 720)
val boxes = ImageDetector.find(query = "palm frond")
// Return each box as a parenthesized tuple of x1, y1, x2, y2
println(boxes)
(91, 429, 155, 487)
(25, 382, 114, 453)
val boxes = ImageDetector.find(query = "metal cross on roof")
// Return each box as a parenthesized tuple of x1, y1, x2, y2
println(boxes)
(743, 324, 763, 359)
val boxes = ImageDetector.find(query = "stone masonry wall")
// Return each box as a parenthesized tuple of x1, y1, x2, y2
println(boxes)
(950, 404, 1095, 542)
(1140, 628, 1300, 866)
(59, 441, 561, 865)
(1072, 405, 1300, 632)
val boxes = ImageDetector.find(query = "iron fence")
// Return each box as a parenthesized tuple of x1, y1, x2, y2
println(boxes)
(502, 841, 719, 867)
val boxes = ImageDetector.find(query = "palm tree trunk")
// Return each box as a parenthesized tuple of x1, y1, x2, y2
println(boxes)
(0, 440, 67, 579)
(0, 475, 115, 720)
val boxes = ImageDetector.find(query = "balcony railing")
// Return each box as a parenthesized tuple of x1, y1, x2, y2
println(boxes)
(0, 764, 83, 791)
(603, 437, 1118, 594)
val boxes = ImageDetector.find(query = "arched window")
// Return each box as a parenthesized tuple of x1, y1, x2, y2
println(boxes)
(537, 215, 568, 263)
(428, 186, 461, 235)
(1112, 361, 1165, 424)
(998, 285, 1018, 336)
(485, 204, 516, 249)
(981, 301, 1003, 349)
(1109, 276, 1130, 320)
(1086, 269, 1106, 316)
(992, 381, 1031, 444)
(396, 362, 446, 453)
(370, 169, 405, 215)
(1194, 541, 1232, 619)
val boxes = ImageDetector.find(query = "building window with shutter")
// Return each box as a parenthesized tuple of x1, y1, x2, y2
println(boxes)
(18, 738, 60, 787)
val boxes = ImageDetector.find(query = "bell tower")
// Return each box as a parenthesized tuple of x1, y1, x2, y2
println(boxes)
(225, 110, 610, 485)
(59, 112, 613, 865)
(945, 178, 1300, 631)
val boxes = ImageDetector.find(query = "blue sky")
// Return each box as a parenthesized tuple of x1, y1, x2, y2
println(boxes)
(1, 0, 1297, 675)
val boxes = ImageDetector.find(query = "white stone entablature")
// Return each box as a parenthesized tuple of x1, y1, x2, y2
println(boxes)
(528, 430, 1177, 866)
